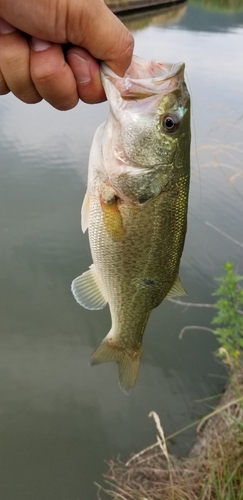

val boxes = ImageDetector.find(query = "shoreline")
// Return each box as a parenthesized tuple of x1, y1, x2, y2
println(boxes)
(190, 369, 243, 459)
(105, 0, 186, 14)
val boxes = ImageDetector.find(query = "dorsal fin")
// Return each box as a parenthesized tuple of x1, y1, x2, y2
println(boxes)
(81, 191, 90, 233)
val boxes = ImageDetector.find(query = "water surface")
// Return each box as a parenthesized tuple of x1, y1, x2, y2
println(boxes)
(0, 2, 243, 499)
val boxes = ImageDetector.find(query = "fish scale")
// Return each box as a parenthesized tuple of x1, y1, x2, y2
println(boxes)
(71, 56, 191, 393)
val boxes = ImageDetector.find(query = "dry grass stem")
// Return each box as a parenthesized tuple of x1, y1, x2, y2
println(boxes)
(179, 326, 215, 340)
(205, 221, 243, 249)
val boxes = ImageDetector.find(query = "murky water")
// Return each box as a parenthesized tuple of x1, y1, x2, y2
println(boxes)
(0, 2, 243, 499)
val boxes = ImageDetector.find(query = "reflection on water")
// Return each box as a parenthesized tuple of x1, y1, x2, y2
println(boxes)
(0, 3, 243, 500)
(118, 2, 187, 30)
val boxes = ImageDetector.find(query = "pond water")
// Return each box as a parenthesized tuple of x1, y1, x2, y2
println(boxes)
(0, 2, 243, 499)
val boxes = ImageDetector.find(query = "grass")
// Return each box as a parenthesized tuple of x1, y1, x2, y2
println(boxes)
(96, 376, 243, 499)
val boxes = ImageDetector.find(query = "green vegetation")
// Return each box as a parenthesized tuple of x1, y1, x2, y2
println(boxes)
(212, 262, 243, 371)
(190, 0, 243, 13)
(97, 263, 243, 500)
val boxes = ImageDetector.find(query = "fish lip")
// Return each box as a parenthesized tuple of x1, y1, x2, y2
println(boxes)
(101, 55, 185, 99)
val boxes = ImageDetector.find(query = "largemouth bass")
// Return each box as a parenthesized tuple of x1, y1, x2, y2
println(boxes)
(72, 56, 191, 393)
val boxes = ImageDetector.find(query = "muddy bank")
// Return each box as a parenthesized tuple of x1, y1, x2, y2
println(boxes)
(190, 369, 243, 459)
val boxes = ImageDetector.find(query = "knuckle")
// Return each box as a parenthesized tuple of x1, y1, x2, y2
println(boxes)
(52, 96, 78, 111)
(0, 70, 9, 95)
(119, 32, 134, 66)
(78, 88, 105, 105)
(0, 85, 9, 95)
(20, 91, 42, 105)
(126, 32, 135, 53)
(30, 46, 68, 92)
(0, 61, 42, 103)
(31, 52, 79, 110)
(57, 102, 77, 111)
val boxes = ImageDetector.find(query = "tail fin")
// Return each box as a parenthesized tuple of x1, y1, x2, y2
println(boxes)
(90, 339, 142, 394)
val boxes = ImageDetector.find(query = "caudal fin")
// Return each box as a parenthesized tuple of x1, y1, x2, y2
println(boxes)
(90, 339, 142, 394)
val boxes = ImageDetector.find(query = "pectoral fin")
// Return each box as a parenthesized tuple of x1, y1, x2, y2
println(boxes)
(166, 275, 187, 298)
(71, 264, 107, 310)
(100, 194, 124, 240)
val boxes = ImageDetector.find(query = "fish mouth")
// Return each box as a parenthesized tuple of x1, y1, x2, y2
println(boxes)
(101, 55, 185, 99)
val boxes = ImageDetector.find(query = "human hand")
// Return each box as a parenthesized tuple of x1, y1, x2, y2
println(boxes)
(0, 0, 134, 110)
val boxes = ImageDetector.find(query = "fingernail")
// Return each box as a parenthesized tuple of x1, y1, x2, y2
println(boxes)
(67, 53, 91, 84)
(0, 17, 16, 34)
(31, 37, 53, 52)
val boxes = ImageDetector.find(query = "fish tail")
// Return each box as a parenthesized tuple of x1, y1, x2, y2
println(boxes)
(90, 339, 142, 395)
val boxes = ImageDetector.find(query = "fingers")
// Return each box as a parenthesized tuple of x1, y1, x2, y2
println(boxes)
(31, 40, 106, 109)
(30, 39, 79, 110)
(0, 19, 41, 103)
(0, 21, 106, 109)
(0, 16, 81, 110)
(0, 0, 134, 77)
(0, 0, 135, 109)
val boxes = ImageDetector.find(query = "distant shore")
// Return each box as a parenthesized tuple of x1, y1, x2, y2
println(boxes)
(105, 0, 186, 14)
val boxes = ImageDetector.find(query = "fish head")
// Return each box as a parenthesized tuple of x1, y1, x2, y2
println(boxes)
(100, 56, 190, 180)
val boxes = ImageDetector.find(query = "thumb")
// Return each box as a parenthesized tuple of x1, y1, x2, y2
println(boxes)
(66, 0, 134, 76)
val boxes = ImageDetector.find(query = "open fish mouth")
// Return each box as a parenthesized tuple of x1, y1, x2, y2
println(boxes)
(101, 55, 185, 99)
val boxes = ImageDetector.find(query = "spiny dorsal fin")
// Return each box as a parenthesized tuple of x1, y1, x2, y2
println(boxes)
(90, 338, 142, 395)
(166, 275, 187, 298)
(81, 190, 90, 233)
(71, 264, 107, 310)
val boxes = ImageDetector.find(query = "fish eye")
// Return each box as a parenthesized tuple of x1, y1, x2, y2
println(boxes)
(161, 113, 180, 133)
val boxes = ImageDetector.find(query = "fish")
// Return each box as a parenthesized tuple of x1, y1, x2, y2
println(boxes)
(72, 56, 191, 394)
